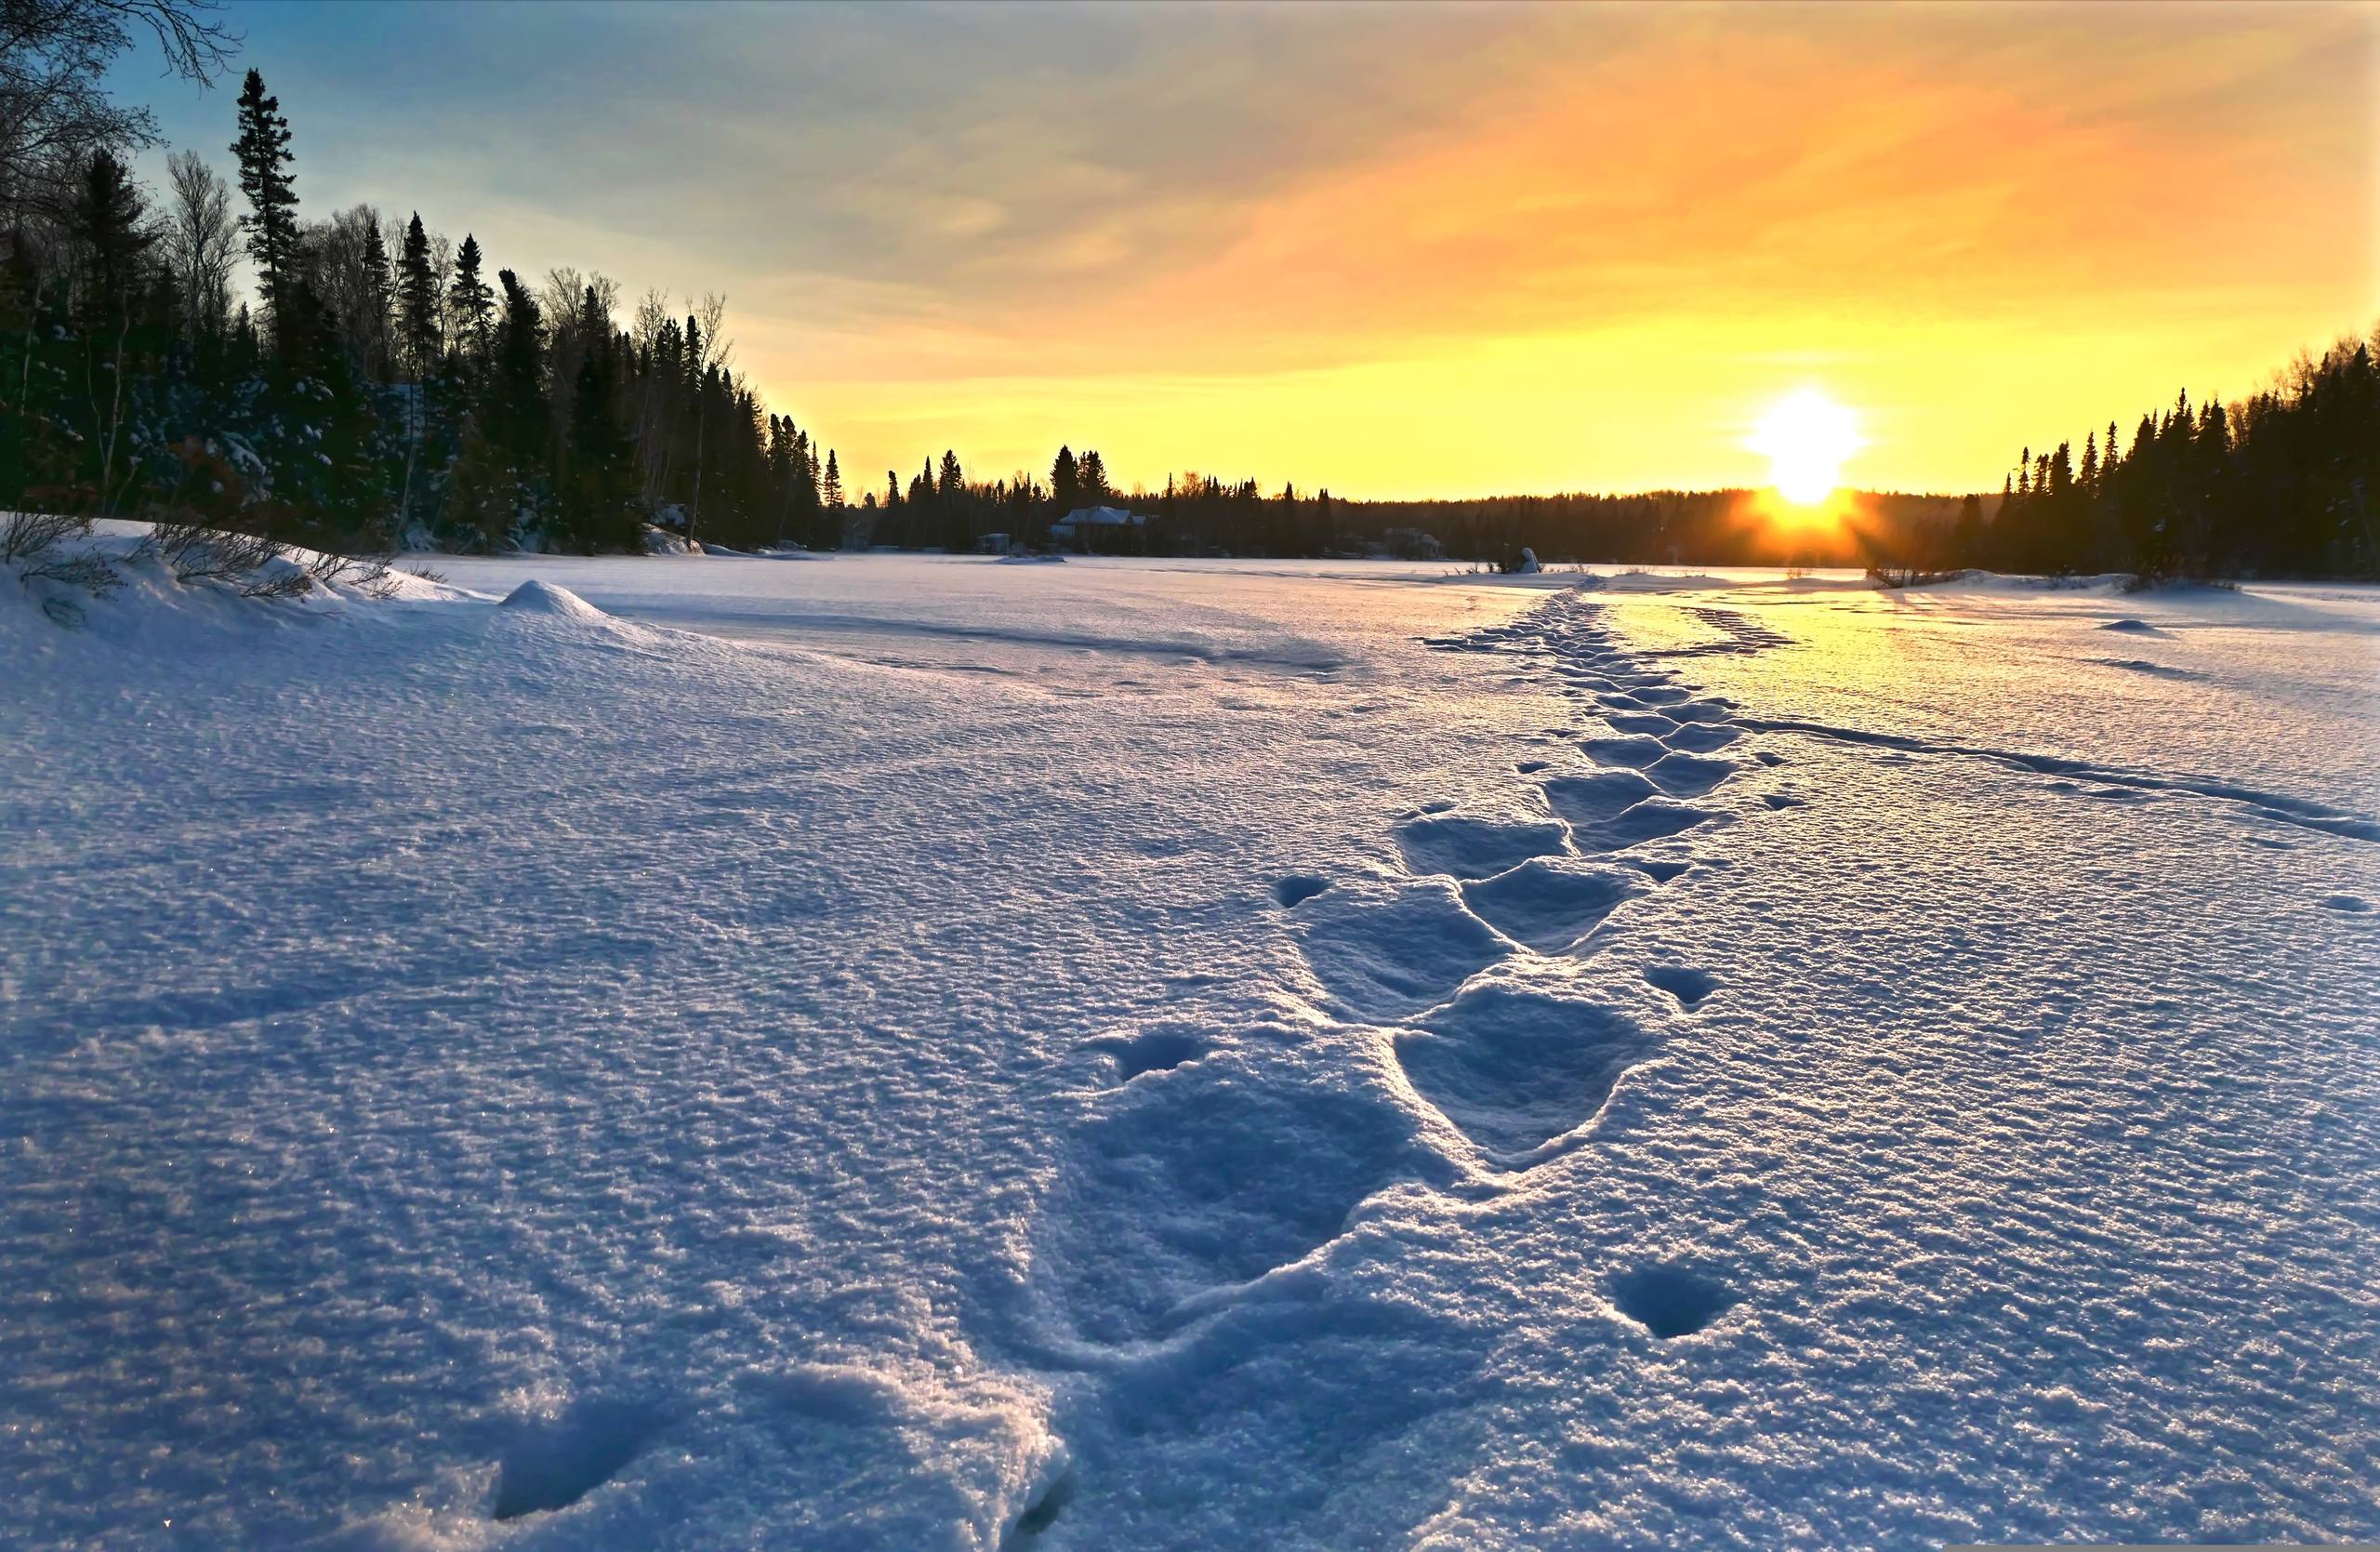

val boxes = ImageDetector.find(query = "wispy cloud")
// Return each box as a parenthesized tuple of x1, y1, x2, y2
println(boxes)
(126, 0, 2375, 497)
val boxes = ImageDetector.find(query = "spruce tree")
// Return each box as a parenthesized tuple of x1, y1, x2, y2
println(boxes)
(395, 213, 442, 378)
(447, 234, 493, 363)
(230, 69, 300, 349)
(72, 149, 159, 333)
(359, 219, 393, 378)
(1051, 444, 1079, 513)
(489, 269, 545, 461)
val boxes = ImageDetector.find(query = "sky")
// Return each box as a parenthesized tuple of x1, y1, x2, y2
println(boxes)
(114, 1, 2376, 500)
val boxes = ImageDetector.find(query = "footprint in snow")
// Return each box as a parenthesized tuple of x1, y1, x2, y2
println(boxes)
(1395, 809, 1570, 881)
(1641, 965, 1720, 1010)
(1393, 982, 1663, 1164)
(1581, 735, 1670, 770)
(1642, 751, 1739, 800)
(1274, 874, 1329, 908)
(1288, 874, 1512, 1022)
(1661, 723, 1741, 754)
(1040, 1054, 1423, 1344)
(1609, 1265, 1737, 1339)
(491, 1398, 668, 1520)
(1460, 857, 1647, 953)
(1088, 1028, 1210, 1082)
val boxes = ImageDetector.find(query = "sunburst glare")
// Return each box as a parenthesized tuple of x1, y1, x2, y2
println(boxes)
(1751, 389, 1862, 506)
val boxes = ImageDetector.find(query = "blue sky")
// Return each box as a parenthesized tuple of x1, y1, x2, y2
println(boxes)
(109, 1, 2377, 498)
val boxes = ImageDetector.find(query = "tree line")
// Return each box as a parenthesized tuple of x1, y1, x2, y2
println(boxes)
(4, 5, 838, 556)
(4, 2, 2373, 577)
(1955, 335, 2380, 579)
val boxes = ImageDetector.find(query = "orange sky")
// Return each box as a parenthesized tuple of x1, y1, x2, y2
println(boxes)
(158, 2, 2377, 498)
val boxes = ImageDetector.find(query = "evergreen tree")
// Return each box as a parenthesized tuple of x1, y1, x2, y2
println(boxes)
(358, 219, 393, 378)
(395, 212, 442, 378)
(1051, 444, 1079, 513)
(566, 296, 628, 552)
(447, 233, 493, 363)
(488, 268, 545, 461)
(230, 69, 300, 347)
(72, 149, 159, 333)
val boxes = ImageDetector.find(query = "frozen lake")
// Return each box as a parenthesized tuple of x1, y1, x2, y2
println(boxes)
(4, 550, 2376, 1547)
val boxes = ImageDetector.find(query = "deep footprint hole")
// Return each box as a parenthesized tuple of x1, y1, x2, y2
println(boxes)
(1113, 1030, 1207, 1081)
(1274, 875, 1329, 908)
(1642, 965, 1719, 1010)
(1611, 1266, 1736, 1339)
(490, 1398, 667, 1520)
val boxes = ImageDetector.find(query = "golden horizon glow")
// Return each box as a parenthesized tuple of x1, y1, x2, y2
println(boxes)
(1752, 390, 1863, 507)
(221, 3, 2376, 497)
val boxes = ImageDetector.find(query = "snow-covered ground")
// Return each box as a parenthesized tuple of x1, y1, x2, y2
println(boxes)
(4, 545, 2376, 1548)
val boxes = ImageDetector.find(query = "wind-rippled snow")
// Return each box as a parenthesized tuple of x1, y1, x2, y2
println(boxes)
(3, 550, 2375, 1548)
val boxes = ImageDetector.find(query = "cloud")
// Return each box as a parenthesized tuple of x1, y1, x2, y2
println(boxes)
(126, 0, 2377, 496)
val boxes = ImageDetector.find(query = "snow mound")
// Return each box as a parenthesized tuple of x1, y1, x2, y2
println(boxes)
(500, 580, 608, 619)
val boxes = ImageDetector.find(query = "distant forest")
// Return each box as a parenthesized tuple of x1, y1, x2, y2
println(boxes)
(5, 2, 2375, 579)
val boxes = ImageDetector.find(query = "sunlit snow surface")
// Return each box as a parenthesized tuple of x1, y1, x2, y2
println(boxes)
(4, 552, 2377, 1548)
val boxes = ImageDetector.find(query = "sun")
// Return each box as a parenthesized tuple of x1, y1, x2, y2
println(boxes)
(1750, 389, 1862, 506)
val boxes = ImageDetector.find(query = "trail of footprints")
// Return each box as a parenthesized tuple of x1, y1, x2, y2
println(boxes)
(1005, 595, 1783, 1538)
(1040, 600, 1776, 1305)
(1007, 589, 2380, 1536)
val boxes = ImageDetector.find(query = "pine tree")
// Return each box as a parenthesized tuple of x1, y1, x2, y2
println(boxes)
(230, 69, 301, 350)
(1078, 448, 1108, 500)
(939, 448, 963, 501)
(823, 449, 841, 507)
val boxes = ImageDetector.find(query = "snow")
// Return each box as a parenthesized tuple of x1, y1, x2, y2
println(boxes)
(3, 548, 2377, 1548)
(499, 580, 611, 619)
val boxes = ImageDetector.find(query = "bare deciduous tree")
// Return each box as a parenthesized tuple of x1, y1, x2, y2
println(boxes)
(0, 0, 237, 230)
(162, 148, 235, 337)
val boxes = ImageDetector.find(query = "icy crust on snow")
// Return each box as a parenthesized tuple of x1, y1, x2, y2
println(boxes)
(3, 556, 2377, 1547)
